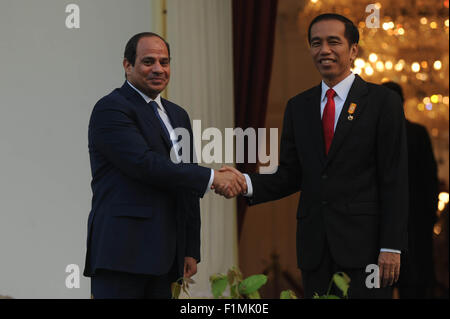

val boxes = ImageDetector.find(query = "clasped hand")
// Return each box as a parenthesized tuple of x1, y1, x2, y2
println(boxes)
(211, 166, 247, 198)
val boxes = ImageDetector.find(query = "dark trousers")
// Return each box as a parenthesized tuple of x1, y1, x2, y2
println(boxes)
(91, 264, 178, 299)
(301, 243, 392, 299)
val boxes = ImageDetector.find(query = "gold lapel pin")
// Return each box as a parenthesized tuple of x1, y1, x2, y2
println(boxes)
(348, 103, 357, 121)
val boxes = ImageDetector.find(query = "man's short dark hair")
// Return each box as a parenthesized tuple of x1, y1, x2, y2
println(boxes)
(124, 32, 171, 66)
(382, 81, 405, 104)
(308, 13, 359, 46)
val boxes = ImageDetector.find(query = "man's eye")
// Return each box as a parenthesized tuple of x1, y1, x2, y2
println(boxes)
(311, 42, 320, 47)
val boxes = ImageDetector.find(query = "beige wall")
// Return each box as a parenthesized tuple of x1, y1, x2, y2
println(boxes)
(0, 0, 153, 298)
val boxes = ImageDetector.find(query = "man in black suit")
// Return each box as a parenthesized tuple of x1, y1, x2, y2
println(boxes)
(83, 33, 246, 299)
(382, 81, 439, 298)
(220, 14, 409, 298)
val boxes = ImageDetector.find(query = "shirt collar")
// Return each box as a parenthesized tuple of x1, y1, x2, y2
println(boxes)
(321, 72, 355, 102)
(126, 80, 163, 110)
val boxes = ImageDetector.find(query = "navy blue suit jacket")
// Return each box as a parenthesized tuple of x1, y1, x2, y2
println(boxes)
(83, 82, 211, 278)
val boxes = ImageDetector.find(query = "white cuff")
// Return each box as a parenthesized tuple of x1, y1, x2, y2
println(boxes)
(243, 174, 253, 197)
(204, 169, 214, 195)
(380, 248, 401, 254)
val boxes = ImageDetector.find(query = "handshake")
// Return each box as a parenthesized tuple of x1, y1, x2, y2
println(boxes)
(211, 166, 247, 199)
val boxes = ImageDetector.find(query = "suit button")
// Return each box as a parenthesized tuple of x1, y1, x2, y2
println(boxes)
(322, 201, 328, 205)
(322, 174, 328, 180)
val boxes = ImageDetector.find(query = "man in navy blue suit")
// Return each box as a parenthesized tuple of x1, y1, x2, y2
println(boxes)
(83, 32, 246, 299)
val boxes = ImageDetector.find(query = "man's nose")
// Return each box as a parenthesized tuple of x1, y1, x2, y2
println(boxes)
(152, 62, 163, 73)
(319, 43, 332, 55)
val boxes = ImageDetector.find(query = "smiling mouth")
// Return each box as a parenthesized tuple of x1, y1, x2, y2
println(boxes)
(319, 58, 336, 66)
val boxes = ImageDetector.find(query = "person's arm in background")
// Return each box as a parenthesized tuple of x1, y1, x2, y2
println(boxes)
(419, 125, 439, 226)
(376, 90, 409, 287)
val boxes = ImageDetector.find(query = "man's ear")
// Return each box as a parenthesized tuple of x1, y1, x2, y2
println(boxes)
(123, 58, 132, 77)
(350, 43, 359, 65)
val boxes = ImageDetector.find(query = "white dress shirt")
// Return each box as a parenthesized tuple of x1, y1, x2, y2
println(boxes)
(243, 73, 400, 254)
(320, 72, 355, 130)
(127, 81, 214, 194)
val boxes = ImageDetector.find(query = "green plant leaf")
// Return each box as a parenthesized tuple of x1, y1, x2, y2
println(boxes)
(171, 282, 181, 299)
(182, 282, 190, 297)
(322, 294, 341, 299)
(211, 276, 228, 299)
(332, 272, 350, 297)
(313, 293, 341, 299)
(238, 274, 268, 295)
(248, 291, 261, 299)
(183, 277, 195, 285)
(228, 267, 243, 284)
(227, 269, 236, 285)
(280, 290, 298, 299)
(230, 284, 241, 299)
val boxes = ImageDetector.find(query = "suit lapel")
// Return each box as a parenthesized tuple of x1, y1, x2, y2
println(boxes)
(305, 85, 327, 166)
(120, 82, 173, 152)
(325, 75, 369, 165)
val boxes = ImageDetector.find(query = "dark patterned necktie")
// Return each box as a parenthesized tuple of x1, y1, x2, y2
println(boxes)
(149, 100, 171, 141)
(149, 100, 182, 159)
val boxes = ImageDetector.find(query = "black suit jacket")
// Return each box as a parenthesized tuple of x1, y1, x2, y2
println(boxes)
(83, 82, 211, 278)
(405, 120, 438, 236)
(402, 121, 438, 276)
(249, 75, 409, 271)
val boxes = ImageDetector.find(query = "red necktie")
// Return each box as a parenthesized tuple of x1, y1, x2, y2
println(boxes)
(323, 88, 336, 155)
